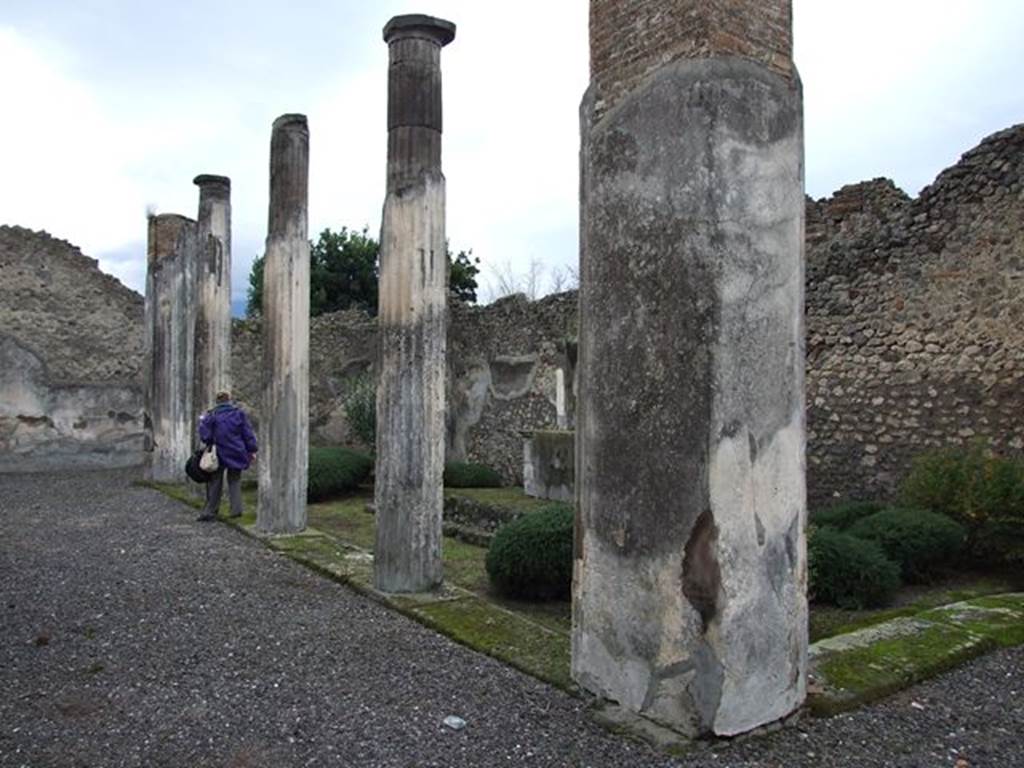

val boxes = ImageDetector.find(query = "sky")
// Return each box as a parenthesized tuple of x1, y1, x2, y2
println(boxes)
(1, 1, 1022, 314)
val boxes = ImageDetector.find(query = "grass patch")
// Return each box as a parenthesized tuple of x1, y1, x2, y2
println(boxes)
(921, 593, 1024, 647)
(408, 597, 572, 691)
(443, 487, 552, 513)
(146, 481, 1019, 711)
(308, 495, 376, 550)
(809, 573, 1017, 642)
(812, 621, 993, 715)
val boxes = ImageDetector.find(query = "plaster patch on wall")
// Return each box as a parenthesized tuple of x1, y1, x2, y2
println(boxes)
(489, 355, 538, 400)
(448, 361, 491, 461)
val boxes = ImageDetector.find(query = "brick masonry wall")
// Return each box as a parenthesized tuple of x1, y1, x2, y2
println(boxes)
(589, 0, 792, 117)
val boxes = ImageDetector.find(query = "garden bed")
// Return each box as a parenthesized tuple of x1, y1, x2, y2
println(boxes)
(146, 481, 1022, 715)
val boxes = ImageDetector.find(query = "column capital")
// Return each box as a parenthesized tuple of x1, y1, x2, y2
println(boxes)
(193, 174, 231, 193)
(383, 14, 455, 47)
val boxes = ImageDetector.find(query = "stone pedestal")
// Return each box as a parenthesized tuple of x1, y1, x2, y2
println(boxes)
(192, 174, 232, 417)
(257, 115, 310, 534)
(523, 430, 575, 503)
(374, 14, 455, 593)
(573, 0, 807, 737)
(144, 213, 197, 482)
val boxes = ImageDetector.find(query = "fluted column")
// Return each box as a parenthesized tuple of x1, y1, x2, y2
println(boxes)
(257, 115, 310, 534)
(573, 0, 806, 737)
(374, 14, 455, 593)
(192, 174, 232, 420)
(144, 213, 197, 482)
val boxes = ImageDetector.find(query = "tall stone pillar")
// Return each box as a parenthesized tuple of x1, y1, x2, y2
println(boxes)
(192, 174, 232, 419)
(374, 14, 455, 593)
(257, 115, 310, 534)
(573, 1, 806, 737)
(144, 213, 197, 482)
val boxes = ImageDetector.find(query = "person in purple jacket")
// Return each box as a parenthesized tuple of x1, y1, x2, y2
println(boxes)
(196, 390, 258, 522)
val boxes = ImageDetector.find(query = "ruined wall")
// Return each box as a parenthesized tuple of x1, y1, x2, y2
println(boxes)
(230, 293, 576, 484)
(4, 126, 1021, 486)
(447, 292, 577, 481)
(230, 125, 1020, 502)
(0, 226, 146, 470)
(231, 308, 377, 447)
(805, 124, 1024, 506)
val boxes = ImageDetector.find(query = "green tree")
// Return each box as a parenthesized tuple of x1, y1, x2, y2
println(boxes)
(311, 227, 379, 316)
(449, 249, 480, 303)
(247, 227, 479, 317)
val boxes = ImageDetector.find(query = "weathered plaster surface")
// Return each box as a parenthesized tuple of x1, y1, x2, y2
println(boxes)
(0, 225, 145, 471)
(573, 55, 806, 736)
(0, 336, 143, 470)
(374, 15, 454, 594)
(375, 175, 448, 593)
(258, 115, 310, 534)
(523, 430, 574, 503)
(193, 175, 232, 417)
(145, 214, 197, 483)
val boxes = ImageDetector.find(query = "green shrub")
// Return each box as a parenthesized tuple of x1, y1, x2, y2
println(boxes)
(849, 508, 966, 582)
(307, 447, 373, 502)
(808, 526, 901, 609)
(899, 443, 1024, 562)
(444, 461, 503, 488)
(973, 518, 1024, 565)
(486, 504, 574, 599)
(811, 500, 886, 531)
(342, 372, 376, 449)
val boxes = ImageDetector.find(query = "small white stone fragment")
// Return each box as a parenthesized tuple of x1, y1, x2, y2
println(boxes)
(911, 701, 926, 710)
(443, 715, 467, 731)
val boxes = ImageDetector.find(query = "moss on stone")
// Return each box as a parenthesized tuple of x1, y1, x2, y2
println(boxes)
(146, 481, 1021, 722)
(811, 621, 994, 716)
(920, 593, 1024, 647)
(809, 575, 1017, 642)
(408, 597, 572, 691)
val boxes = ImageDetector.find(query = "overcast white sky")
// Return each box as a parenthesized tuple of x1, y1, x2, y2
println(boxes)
(1, 1, 1022, 313)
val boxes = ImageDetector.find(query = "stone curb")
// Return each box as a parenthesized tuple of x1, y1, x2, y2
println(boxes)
(808, 593, 1024, 716)
(143, 483, 1024, 746)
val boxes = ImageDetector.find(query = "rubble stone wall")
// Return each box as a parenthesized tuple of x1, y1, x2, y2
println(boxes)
(0, 226, 146, 470)
(3, 125, 1021, 491)
(805, 124, 1024, 506)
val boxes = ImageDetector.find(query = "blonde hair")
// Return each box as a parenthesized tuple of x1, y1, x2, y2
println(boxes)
(215, 390, 231, 403)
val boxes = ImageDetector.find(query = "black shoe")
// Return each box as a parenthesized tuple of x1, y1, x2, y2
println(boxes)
(196, 513, 216, 522)
(228, 512, 242, 519)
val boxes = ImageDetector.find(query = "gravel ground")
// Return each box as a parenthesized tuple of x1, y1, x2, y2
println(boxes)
(1, 470, 1021, 768)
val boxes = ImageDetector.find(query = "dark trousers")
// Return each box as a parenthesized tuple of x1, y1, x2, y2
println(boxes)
(203, 468, 243, 517)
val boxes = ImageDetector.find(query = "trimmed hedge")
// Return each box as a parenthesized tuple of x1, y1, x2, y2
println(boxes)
(849, 508, 966, 583)
(899, 443, 1024, 563)
(342, 372, 376, 449)
(307, 447, 373, 502)
(812, 500, 886, 531)
(808, 526, 901, 609)
(974, 518, 1024, 565)
(486, 504, 573, 599)
(444, 461, 503, 488)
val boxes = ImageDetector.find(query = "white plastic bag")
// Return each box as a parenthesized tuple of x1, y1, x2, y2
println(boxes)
(199, 444, 219, 472)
